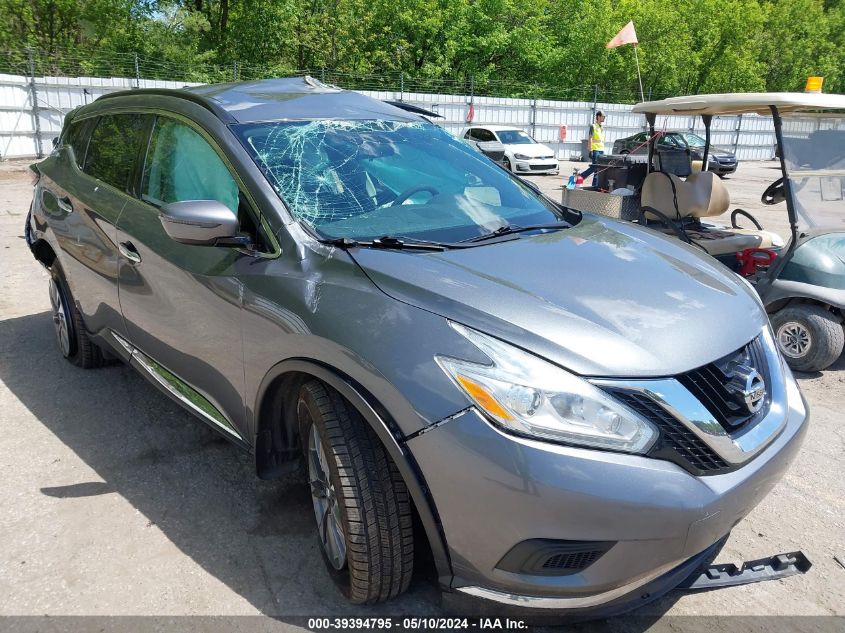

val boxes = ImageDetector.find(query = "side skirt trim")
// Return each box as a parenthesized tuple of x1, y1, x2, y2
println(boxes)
(111, 331, 242, 441)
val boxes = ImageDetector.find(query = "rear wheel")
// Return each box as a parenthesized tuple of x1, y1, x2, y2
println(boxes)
(771, 305, 844, 372)
(48, 263, 105, 368)
(297, 380, 414, 603)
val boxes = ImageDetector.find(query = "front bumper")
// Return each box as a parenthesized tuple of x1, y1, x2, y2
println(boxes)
(513, 159, 559, 174)
(445, 536, 728, 620)
(407, 373, 808, 613)
(713, 159, 738, 175)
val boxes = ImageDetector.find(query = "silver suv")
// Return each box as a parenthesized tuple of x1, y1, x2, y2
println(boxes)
(26, 77, 808, 617)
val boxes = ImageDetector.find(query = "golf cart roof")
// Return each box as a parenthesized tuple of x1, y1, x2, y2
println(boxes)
(632, 92, 845, 116)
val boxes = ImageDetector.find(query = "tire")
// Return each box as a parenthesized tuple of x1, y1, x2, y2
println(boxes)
(619, 149, 630, 155)
(502, 157, 513, 172)
(771, 304, 844, 372)
(48, 262, 106, 369)
(297, 380, 414, 604)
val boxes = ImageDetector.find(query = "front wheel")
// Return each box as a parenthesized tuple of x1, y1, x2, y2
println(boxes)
(502, 156, 513, 172)
(771, 305, 844, 372)
(297, 380, 414, 604)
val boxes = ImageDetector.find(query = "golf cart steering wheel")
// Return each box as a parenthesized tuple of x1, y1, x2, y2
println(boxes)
(390, 185, 440, 206)
(761, 177, 786, 205)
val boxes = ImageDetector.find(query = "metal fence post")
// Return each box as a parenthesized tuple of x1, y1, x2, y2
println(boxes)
(530, 91, 537, 139)
(591, 84, 598, 119)
(26, 47, 43, 159)
(133, 52, 140, 88)
(232, 61, 238, 81)
(733, 114, 743, 155)
(400, 71, 404, 102)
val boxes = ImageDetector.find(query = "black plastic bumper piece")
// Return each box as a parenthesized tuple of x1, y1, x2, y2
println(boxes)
(678, 551, 811, 590)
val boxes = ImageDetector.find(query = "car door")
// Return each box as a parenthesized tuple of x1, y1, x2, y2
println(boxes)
(116, 115, 254, 442)
(40, 113, 151, 339)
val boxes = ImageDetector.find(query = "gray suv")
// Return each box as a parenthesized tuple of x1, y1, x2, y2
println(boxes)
(26, 77, 808, 617)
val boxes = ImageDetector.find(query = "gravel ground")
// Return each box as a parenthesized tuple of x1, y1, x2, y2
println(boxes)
(0, 159, 842, 628)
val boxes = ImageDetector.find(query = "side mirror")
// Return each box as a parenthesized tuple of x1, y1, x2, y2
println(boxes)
(159, 200, 248, 247)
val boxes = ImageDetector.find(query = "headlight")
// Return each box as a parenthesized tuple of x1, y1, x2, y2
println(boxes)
(436, 323, 658, 453)
(513, 153, 531, 160)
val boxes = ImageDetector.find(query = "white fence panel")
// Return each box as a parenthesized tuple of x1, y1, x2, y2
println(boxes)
(2, 73, 777, 162)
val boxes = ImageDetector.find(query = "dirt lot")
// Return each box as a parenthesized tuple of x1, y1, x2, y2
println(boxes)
(0, 158, 843, 628)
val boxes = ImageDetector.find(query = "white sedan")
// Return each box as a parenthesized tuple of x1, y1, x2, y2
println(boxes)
(463, 125, 559, 175)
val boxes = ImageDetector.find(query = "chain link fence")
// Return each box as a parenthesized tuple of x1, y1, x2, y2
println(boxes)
(1, 46, 776, 161)
(0, 46, 668, 104)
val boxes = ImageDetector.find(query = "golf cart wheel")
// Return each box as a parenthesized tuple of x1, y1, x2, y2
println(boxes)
(48, 262, 105, 369)
(297, 380, 414, 604)
(771, 305, 844, 372)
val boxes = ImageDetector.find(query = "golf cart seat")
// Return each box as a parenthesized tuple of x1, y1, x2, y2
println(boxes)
(641, 171, 780, 255)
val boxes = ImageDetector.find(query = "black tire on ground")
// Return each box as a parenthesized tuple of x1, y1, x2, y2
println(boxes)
(297, 380, 414, 604)
(48, 262, 106, 369)
(502, 157, 512, 172)
(771, 304, 844, 373)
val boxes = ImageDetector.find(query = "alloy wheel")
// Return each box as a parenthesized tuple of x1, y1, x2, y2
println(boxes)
(49, 278, 71, 357)
(307, 421, 347, 571)
(777, 321, 811, 358)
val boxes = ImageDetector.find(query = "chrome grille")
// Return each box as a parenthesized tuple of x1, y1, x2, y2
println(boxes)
(612, 390, 730, 475)
(677, 337, 770, 431)
(600, 334, 781, 475)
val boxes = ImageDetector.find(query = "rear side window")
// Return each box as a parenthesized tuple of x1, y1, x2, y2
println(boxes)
(83, 114, 149, 192)
(62, 118, 92, 168)
(141, 117, 239, 213)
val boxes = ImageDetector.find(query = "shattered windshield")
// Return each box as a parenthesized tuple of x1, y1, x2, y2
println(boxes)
(235, 120, 563, 242)
(781, 114, 845, 229)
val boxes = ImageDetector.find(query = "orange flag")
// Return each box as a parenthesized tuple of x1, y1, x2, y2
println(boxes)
(607, 21, 639, 48)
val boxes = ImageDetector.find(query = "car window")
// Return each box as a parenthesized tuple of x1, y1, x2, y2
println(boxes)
(235, 120, 564, 243)
(62, 117, 93, 168)
(83, 114, 149, 191)
(141, 117, 239, 213)
(464, 129, 475, 139)
(476, 129, 496, 142)
(681, 133, 706, 148)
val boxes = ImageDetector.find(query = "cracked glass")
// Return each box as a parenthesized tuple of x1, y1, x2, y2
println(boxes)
(235, 119, 564, 242)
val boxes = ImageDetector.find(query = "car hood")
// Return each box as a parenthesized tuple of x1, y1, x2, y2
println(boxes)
(710, 146, 736, 158)
(690, 145, 734, 158)
(504, 143, 555, 159)
(349, 216, 766, 377)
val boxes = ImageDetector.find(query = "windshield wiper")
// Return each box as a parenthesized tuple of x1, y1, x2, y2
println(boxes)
(459, 222, 571, 243)
(322, 235, 447, 251)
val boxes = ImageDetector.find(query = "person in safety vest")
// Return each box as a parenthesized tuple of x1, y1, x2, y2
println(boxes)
(578, 111, 605, 186)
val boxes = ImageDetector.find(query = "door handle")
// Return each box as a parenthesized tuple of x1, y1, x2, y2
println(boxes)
(56, 196, 73, 214)
(119, 241, 142, 264)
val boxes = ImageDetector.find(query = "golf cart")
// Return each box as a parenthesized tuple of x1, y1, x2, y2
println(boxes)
(562, 93, 845, 371)
(628, 93, 845, 372)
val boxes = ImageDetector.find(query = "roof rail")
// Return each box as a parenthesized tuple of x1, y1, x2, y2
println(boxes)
(95, 88, 237, 124)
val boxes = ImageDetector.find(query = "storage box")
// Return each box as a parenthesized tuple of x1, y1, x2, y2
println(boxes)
(561, 187, 641, 221)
